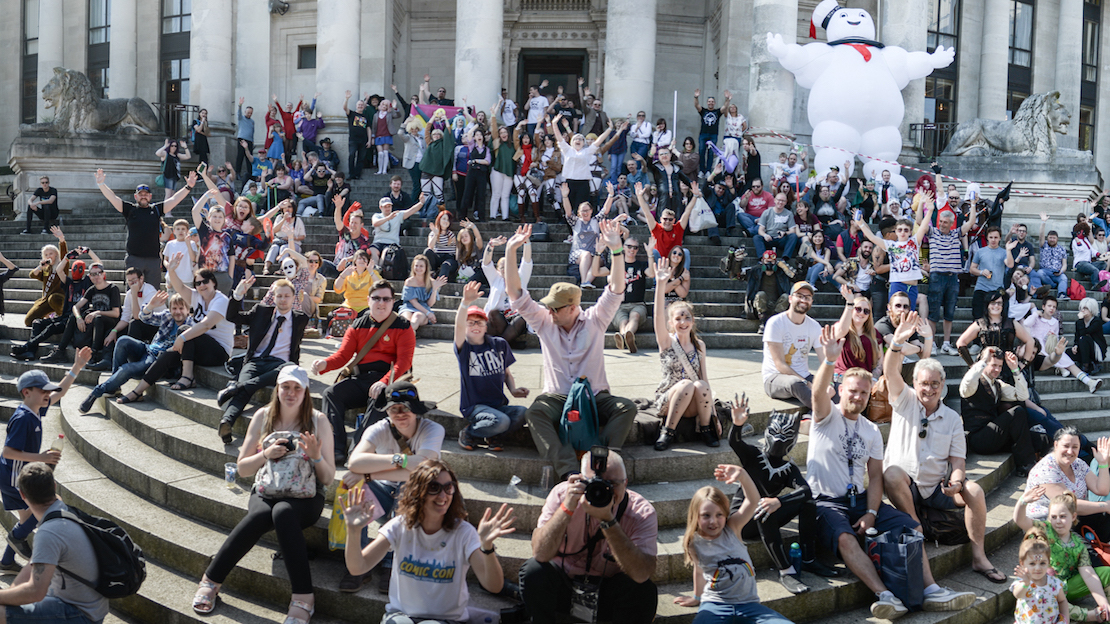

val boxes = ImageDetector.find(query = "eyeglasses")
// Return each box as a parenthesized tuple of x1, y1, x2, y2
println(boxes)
(426, 481, 456, 497)
(370, 296, 393, 303)
(919, 417, 930, 439)
(89, 271, 104, 277)
(853, 306, 871, 314)
(626, 245, 640, 250)
(793, 293, 813, 301)
(308, 259, 320, 264)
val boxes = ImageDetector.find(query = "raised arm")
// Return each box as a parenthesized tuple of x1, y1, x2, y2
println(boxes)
(505, 225, 531, 300)
(191, 191, 213, 227)
(163, 170, 197, 214)
(601, 219, 625, 294)
(94, 169, 124, 213)
(678, 183, 699, 230)
(884, 312, 922, 400)
(634, 182, 659, 230)
(454, 281, 481, 348)
(854, 218, 887, 251)
(653, 257, 673, 349)
(812, 325, 842, 424)
(832, 284, 855, 341)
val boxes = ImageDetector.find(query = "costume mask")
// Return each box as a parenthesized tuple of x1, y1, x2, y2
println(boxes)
(763, 410, 800, 459)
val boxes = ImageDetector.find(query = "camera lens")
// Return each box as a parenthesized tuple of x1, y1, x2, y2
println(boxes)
(583, 478, 613, 508)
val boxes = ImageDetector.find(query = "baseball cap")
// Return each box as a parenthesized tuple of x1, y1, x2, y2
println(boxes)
(17, 370, 61, 394)
(276, 364, 310, 389)
(465, 306, 488, 321)
(790, 281, 816, 295)
(379, 197, 393, 206)
(375, 381, 427, 415)
(540, 283, 582, 309)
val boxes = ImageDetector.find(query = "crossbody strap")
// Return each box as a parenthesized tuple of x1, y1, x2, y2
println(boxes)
(340, 312, 397, 379)
(671, 339, 702, 381)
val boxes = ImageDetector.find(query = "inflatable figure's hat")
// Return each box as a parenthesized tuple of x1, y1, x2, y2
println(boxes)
(810, 0, 842, 38)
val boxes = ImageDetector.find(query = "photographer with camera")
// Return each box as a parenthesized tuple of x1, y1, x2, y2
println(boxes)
(520, 447, 658, 624)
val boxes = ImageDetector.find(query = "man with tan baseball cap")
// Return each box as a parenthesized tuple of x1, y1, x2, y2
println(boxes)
(503, 221, 638, 480)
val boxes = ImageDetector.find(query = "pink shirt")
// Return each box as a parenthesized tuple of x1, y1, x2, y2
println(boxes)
(511, 285, 623, 395)
(537, 481, 658, 578)
(745, 191, 775, 218)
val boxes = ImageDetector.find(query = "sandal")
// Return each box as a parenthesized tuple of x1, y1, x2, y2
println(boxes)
(283, 599, 314, 624)
(192, 579, 220, 614)
(170, 376, 196, 391)
(115, 391, 144, 405)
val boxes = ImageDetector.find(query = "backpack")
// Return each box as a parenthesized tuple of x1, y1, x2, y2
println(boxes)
(559, 376, 601, 452)
(1067, 278, 1087, 301)
(42, 507, 146, 599)
(326, 306, 357, 338)
(380, 244, 407, 281)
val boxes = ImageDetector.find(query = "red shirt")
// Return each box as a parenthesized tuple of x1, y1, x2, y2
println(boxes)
(322, 313, 416, 381)
(652, 223, 685, 258)
(745, 191, 775, 218)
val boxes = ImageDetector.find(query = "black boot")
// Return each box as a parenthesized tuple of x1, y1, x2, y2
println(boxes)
(699, 424, 720, 447)
(654, 427, 677, 451)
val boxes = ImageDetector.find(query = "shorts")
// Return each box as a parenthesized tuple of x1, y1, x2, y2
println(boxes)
(612, 302, 648, 330)
(375, 136, 394, 146)
(914, 481, 960, 511)
(369, 241, 392, 253)
(6, 596, 101, 624)
(814, 494, 919, 556)
(163, 176, 181, 191)
(570, 249, 592, 264)
(1, 484, 27, 511)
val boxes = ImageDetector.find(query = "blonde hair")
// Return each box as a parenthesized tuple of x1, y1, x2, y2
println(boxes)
(40, 244, 59, 260)
(410, 254, 434, 289)
(841, 367, 873, 385)
(1049, 491, 1079, 526)
(1019, 527, 1051, 563)
(682, 486, 731, 566)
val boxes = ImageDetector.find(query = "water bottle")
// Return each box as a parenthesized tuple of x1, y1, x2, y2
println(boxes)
(49, 435, 64, 453)
(854, 208, 863, 222)
(789, 542, 802, 573)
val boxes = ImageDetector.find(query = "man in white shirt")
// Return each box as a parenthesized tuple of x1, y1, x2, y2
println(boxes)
(525, 83, 551, 138)
(810, 325, 976, 620)
(761, 282, 824, 409)
(880, 313, 1005, 584)
(497, 89, 517, 127)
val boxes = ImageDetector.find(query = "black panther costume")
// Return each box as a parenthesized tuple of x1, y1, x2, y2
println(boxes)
(729, 410, 838, 594)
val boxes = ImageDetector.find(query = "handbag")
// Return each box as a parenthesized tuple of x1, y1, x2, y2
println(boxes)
(155, 158, 167, 188)
(866, 527, 925, 611)
(865, 375, 893, 424)
(254, 431, 316, 499)
(911, 484, 969, 546)
(335, 312, 397, 382)
(688, 197, 717, 233)
(531, 221, 550, 242)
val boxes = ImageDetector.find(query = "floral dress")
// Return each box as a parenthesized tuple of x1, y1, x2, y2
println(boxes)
(654, 336, 702, 410)
(1012, 576, 1063, 624)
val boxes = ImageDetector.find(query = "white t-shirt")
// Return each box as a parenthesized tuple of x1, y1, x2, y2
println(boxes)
(360, 417, 445, 482)
(499, 100, 517, 127)
(372, 212, 402, 246)
(806, 404, 885, 498)
(121, 282, 165, 323)
(761, 312, 822, 381)
(883, 385, 966, 495)
(379, 516, 482, 622)
(526, 96, 549, 124)
(187, 289, 234, 356)
(164, 239, 198, 286)
(783, 163, 805, 185)
(886, 239, 923, 283)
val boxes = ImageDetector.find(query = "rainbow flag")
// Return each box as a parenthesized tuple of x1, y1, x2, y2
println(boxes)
(407, 103, 465, 132)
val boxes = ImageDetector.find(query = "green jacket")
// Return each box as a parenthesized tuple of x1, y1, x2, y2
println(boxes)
(420, 131, 455, 179)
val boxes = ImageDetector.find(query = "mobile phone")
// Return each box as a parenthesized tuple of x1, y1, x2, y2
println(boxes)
(197, 162, 207, 174)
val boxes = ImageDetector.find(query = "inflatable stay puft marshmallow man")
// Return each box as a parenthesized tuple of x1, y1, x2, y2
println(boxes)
(766, 0, 955, 197)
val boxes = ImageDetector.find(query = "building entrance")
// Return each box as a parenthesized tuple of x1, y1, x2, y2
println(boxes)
(517, 49, 589, 110)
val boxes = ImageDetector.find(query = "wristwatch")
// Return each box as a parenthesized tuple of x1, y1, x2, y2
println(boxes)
(391, 453, 406, 468)
(599, 518, 618, 531)
(867, 508, 879, 517)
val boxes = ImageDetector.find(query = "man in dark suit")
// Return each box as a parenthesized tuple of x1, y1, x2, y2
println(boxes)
(216, 275, 310, 444)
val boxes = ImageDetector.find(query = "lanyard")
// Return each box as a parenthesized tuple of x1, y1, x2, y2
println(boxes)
(845, 416, 861, 505)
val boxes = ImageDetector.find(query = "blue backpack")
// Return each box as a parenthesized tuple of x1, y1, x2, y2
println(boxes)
(559, 376, 601, 452)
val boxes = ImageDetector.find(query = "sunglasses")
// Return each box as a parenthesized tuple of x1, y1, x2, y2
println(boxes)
(892, 304, 911, 310)
(390, 388, 418, 400)
(853, 306, 871, 314)
(426, 481, 456, 497)
(308, 259, 320, 264)
(370, 295, 393, 303)
(626, 245, 640, 250)
(89, 271, 104, 276)
(919, 417, 930, 439)
(136, 186, 151, 193)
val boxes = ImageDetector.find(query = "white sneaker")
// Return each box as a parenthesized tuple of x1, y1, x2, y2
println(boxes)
(1061, 368, 1071, 378)
(870, 591, 908, 620)
(922, 586, 976, 612)
(969, 344, 982, 357)
(941, 343, 958, 356)
(1088, 378, 1104, 394)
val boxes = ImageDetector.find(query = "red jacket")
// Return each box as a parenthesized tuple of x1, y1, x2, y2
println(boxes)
(280, 100, 301, 140)
(323, 312, 415, 381)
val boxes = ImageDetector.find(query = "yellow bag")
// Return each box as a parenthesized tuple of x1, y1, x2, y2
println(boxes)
(328, 482, 349, 551)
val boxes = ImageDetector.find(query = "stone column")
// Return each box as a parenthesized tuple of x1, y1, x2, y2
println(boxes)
(748, 0, 797, 153)
(1056, 0, 1083, 150)
(718, 0, 753, 116)
(1095, 0, 1110, 174)
(189, 0, 234, 127)
(604, 0, 657, 119)
(36, 0, 64, 121)
(977, 0, 1010, 120)
(361, 0, 394, 99)
(109, 0, 137, 98)
(454, 0, 502, 112)
(235, 0, 271, 116)
(316, 0, 362, 166)
(880, 0, 930, 154)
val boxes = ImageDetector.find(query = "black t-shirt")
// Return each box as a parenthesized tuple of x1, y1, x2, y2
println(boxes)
(625, 259, 649, 303)
(81, 284, 121, 314)
(384, 191, 412, 212)
(875, 315, 922, 345)
(759, 270, 780, 298)
(347, 110, 369, 141)
(699, 107, 721, 135)
(727, 429, 808, 503)
(33, 187, 58, 213)
(309, 171, 331, 195)
(121, 200, 164, 258)
(745, 149, 761, 186)
(552, 102, 577, 124)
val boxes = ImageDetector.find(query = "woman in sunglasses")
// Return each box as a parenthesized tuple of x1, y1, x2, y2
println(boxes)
(192, 365, 334, 624)
(343, 459, 515, 624)
(830, 284, 883, 396)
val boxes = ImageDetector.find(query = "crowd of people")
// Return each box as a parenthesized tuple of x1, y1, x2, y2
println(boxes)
(8, 79, 1110, 624)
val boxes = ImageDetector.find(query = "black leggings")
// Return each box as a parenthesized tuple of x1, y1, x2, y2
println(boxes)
(736, 493, 819, 570)
(461, 168, 490, 217)
(1074, 335, 1103, 368)
(487, 310, 527, 344)
(142, 332, 229, 384)
(566, 179, 593, 212)
(206, 491, 324, 594)
(57, 315, 115, 354)
(420, 249, 459, 282)
(967, 405, 1038, 467)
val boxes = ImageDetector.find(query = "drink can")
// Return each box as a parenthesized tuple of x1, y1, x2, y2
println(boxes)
(225, 462, 238, 489)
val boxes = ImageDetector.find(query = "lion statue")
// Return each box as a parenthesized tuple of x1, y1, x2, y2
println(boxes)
(941, 91, 1072, 157)
(32, 67, 161, 135)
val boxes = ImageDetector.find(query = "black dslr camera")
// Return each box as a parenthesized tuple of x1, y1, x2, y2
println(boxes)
(583, 446, 613, 507)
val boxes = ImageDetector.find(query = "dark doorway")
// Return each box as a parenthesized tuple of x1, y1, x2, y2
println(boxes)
(517, 49, 589, 109)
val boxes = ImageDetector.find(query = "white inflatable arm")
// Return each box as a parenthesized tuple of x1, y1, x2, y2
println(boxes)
(881, 45, 956, 89)
(765, 33, 833, 88)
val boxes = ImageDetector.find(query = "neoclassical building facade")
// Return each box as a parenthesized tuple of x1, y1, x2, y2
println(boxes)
(4, 0, 1110, 178)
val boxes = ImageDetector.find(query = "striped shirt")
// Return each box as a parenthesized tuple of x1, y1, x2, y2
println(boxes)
(926, 225, 963, 273)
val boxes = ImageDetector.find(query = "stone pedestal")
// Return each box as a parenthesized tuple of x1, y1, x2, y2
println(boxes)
(9, 133, 168, 218)
(938, 152, 1102, 236)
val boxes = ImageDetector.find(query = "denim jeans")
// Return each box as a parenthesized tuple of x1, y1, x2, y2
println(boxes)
(1026, 404, 1094, 460)
(927, 272, 960, 323)
(1076, 260, 1107, 286)
(807, 262, 833, 286)
(735, 211, 760, 236)
(91, 336, 155, 399)
(608, 152, 626, 185)
(360, 480, 402, 551)
(889, 282, 919, 311)
(296, 194, 326, 216)
(1032, 269, 1069, 296)
(5, 596, 100, 624)
(467, 404, 527, 438)
(698, 132, 718, 172)
(693, 602, 793, 624)
(754, 233, 799, 259)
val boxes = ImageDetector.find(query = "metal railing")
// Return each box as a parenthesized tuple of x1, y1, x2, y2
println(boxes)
(908, 122, 958, 161)
(520, 0, 591, 10)
(151, 102, 201, 141)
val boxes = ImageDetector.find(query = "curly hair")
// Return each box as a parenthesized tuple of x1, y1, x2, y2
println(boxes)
(396, 459, 468, 531)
